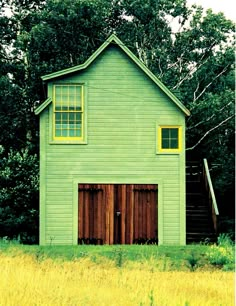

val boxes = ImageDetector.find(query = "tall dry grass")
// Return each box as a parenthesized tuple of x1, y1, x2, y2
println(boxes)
(0, 252, 234, 306)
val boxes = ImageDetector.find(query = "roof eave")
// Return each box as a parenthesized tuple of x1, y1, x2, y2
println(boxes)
(41, 34, 190, 116)
(35, 97, 52, 115)
(41, 35, 117, 81)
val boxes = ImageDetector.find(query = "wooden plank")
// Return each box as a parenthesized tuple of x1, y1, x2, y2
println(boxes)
(138, 186, 142, 239)
(78, 184, 84, 238)
(147, 189, 151, 239)
(139, 184, 143, 239)
(93, 184, 98, 239)
(133, 185, 136, 241)
(150, 185, 157, 238)
(97, 184, 102, 242)
(134, 185, 139, 241)
(105, 185, 110, 244)
(121, 184, 126, 244)
(101, 184, 106, 244)
(149, 185, 154, 238)
(89, 187, 94, 238)
(84, 184, 89, 239)
(154, 185, 158, 238)
(108, 184, 114, 245)
(129, 184, 134, 244)
(113, 184, 119, 244)
(125, 185, 131, 243)
(143, 185, 147, 239)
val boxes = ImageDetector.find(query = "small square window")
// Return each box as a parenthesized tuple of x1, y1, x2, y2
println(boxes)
(158, 126, 182, 153)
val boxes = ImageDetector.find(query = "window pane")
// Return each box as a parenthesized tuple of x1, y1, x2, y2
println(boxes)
(60, 86, 68, 95)
(55, 113, 61, 122)
(61, 130, 67, 137)
(162, 128, 169, 138)
(170, 128, 178, 138)
(69, 113, 75, 121)
(55, 129, 61, 137)
(69, 123, 76, 129)
(69, 86, 82, 111)
(162, 139, 169, 149)
(75, 113, 82, 121)
(62, 113, 67, 120)
(61, 105, 68, 111)
(75, 129, 82, 137)
(171, 139, 178, 149)
(69, 130, 75, 137)
(74, 86, 82, 111)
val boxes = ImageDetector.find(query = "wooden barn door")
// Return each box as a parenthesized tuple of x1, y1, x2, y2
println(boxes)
(132, 184, 158, 244)
(78, 184, 114, 245)
(78, 184, 158, 244)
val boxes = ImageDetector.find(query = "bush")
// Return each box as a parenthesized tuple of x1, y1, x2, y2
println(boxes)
(206, 234, 234, 268)
(207, 245, 234, 266)
(217, 233, 234, 247)
(186, 252, 199, 271)
(0, 146, 39, 243)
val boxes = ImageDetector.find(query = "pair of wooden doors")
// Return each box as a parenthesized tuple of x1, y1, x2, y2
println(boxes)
(78, 184, 158, 244)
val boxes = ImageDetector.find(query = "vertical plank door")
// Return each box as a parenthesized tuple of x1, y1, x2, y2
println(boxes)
(78, 184, 106, 244)
(78, 184, 157, 244)
(133, 184, 158, 243)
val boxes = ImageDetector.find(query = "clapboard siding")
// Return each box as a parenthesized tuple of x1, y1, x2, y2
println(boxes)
(39, 43, 186, 245)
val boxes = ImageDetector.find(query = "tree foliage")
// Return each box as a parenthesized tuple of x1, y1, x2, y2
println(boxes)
(0, 0, 235, 240)
(0, 146, 39, 242)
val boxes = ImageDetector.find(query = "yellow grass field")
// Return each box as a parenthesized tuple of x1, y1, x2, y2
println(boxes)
(0, 253, 234, 306)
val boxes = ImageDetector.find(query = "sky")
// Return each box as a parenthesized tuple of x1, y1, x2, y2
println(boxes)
(187, 0, 236, 21)
(3, 0, 236, 22)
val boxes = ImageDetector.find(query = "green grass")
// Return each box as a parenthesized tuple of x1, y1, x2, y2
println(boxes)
(1, 239, 231, 271)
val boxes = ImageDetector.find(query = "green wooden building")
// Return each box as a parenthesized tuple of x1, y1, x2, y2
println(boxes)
(35, 34, 191, 246)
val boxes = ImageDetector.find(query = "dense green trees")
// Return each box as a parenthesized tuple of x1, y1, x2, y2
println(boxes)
(0, 0, 234, 241)
(0, 147, 39, 242)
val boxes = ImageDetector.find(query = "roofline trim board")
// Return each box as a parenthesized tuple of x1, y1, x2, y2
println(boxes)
(41, 34, 190, 116)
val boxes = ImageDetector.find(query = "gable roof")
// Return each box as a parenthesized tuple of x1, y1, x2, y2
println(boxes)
(39, 34, 190, 116)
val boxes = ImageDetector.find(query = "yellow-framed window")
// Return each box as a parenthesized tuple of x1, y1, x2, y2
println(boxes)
(53, 84, 83, 140)
(158, 126, 182, 153)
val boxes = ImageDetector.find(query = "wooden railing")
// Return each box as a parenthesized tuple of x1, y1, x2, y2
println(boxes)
(203, 159, 219, 233)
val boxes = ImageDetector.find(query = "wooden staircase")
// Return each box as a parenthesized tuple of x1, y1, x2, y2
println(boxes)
(186, 160, 219, 243)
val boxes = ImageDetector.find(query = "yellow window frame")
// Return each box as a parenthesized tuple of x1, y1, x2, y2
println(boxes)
(53, 84, 84, 141)
(158, 126, 182, 153)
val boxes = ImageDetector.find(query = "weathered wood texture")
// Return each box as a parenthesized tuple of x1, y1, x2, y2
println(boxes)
(39, 44, 186, 245)
(78, 184, 157, 244)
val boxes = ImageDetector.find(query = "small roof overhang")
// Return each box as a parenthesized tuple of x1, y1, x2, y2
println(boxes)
(35, 97, 52, 115)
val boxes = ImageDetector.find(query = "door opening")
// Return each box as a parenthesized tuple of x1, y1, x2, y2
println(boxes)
(78, 184, 158, 245)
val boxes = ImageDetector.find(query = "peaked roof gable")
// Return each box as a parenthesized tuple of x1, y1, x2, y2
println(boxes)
(40, 34, 190, 116)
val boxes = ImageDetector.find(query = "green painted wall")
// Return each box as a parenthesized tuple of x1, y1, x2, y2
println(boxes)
(39, 45, 186, 245)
